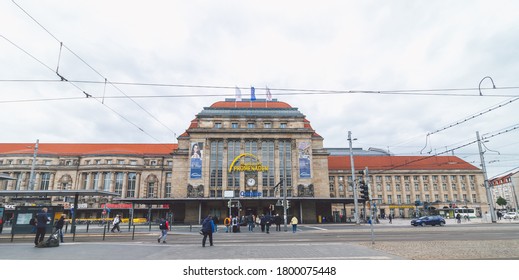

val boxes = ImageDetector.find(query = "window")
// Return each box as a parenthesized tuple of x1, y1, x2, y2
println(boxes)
(82, 173, 89, 190)
(424, 184, 429, 191)
(210, 140, 224, 197)
(40, 172, 51, 190)
(451, 183, 457, 190)
(414, 183, 419, 191)
(442, 175, 448, 182)
(279, 140, 292, 189)
(376, 176, 382, 182)
(118, 160, 125, 165)
(385, 176, 392, 181)
(434, 194, 439, 201)
(165, 182, 172, 198)
(329, 177, 335, 193)
(166, 172, 172, 179)
(264, 122, 272, 128)
(261, 140, 275, 191)
(432, 175, 438, 182)
(433, 184, 438, 190)
(406, 195, 411, 204)
(415, 195, 421, 202)
(115, 172, 123, 194)
(214, 122, 222, 128)
(147, 182, 155, 198)
(451, 175, 457, 181)
(106, 159, 112, 164)
(397, 195, 402, 204)
(280, 123, 287, 128)
(150, 160, 157, 166)
(405, 184, 410, 191)
(103, 172, 111, 191)
(425, 194, 430, 202)
(422, 175, 429, 181)
(395, 176, 401, 181)
(130, 160, 137, 166)
(444, 194, 449, 202)
(385, 183, 391, 191)
(18, 159, 25, 164)
(442, 184, 447, 191)
(231, 123, 239, 129)
(395, 184, 401, 191)
(227, 140, 240, 195)
(247, 123, 255, 128)
(84, 160, 90, 165)
(472, 194, 477, 203)
(376, 184, 382, 191)
(469, 175, 475, 182)
(93, 172, 100, 190)
(413, 176, 419, 181)
(387, 195, 393, 204)
(126, 172, 137, 197)
(404, 176, 410, 181)
(167, 160, 173, 166)
(95, 159, 101, 165)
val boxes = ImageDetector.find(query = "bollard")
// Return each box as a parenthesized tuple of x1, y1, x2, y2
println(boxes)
(103, 225, 106, 241)
(72, 225, 76, 242)
(65, 223, 68, 234)
(132, 224, 136, 240)
(86, 221, 89, 233)
(190, 224, 192, 232)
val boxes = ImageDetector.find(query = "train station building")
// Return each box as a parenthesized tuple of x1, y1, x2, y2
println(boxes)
(0, 99, 489, 223)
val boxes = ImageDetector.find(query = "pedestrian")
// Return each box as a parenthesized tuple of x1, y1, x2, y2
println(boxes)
(231, 215, 240, 233)
(157, 217, 169, 243)
(289, 215, 298, 233)
(111, 214, 121, 232)
(247, 214, 254, 232)
(34, 207, 50, 246)
(456, 213, 461, 224)
(388, 214, 392, 224)
(29, 214, 37, 233)
(201, 215, 214, 247)
(274, 214, 282, 231)
(212, 215, 219, 232)
(223, 216, 231, 233)
(259, 214, 266, 232)
(54, 214, 66, 243)
(264, 213, 272, 234)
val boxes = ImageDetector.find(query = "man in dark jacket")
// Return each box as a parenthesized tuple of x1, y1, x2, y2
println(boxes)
(54, 214, 66, 243)
(34, 207, 50, 246)
(274, 214, 282, 231)
(201, 215, 214, 247)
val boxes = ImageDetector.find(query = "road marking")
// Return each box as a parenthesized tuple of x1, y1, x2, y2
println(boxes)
(303, 226, 328, 231)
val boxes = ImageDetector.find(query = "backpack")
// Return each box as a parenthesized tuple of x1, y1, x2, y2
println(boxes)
(159, 220, 167, 230)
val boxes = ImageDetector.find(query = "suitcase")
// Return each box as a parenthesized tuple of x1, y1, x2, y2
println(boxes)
(36, 229, 60, 248)
(232, 225, 239, 233)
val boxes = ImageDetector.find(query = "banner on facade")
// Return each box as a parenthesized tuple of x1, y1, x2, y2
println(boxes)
(190, 142, 203, 179)
(298, 141, 311, 178)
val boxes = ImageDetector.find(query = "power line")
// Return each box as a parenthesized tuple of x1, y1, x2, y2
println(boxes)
(11, 0, 176, 136)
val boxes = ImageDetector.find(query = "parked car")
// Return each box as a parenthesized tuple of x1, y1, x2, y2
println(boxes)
(503, 212, 518, 220)
(411, 215, 446, 226)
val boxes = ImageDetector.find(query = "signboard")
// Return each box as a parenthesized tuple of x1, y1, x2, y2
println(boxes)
(298, 142, 311, 178)
(224, 190, 235, 198)
(12, 206, 64, 234)
(228, 153, 269, 173)
(101, 203, 133, 209)
(240, 191, 262, 198)
(190, 142, 203, 179)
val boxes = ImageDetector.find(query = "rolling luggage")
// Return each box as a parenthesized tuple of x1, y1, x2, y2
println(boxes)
(36, 229, 60, 248)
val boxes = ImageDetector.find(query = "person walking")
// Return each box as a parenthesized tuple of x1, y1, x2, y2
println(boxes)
(212, 215, 219, 232)
(456, 213, 462, 224)
(157, 217, 169, 243)
(259, 214, 266, 232)
(34, 207, 50, 246)
(388, 214, 393, 224)
(274, 214, 282, 231)
(201, 215, 214, 247)
(54, 214, 66, 243)
(111, 214, 122, 232)
(264, 213, 272, 234)
(223, 216, 231, 233)
(289, 215, 298, 233)
(246, 214, 255, 232)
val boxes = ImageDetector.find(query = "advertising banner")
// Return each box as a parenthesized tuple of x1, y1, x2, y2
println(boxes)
(190, 142, 203, 179)
(298, 141, 311, 178)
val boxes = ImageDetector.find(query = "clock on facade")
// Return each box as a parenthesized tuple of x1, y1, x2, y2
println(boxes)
(246, 177, 256, 187)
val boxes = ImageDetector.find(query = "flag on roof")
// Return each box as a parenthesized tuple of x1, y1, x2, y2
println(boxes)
(235, 86, 242, 102)
(266, 86, 272, 101)
(251, 86, 256, 101)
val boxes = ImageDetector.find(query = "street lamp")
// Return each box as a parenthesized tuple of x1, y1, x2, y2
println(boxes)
(28, 139, 39, 190)
(348, 131, 360, 224)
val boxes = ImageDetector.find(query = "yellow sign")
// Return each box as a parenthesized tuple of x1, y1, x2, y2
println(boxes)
(389, 205, 415, 209)
(228, 153, 269, 173)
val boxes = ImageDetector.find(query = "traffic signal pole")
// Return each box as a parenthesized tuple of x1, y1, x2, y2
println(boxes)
(348, 131, 360, 225)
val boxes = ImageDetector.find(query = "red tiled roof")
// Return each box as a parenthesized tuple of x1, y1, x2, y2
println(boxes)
(210, 100, 292, 109)
(328, 155, 479, 171)
(0, 143, 177, 156)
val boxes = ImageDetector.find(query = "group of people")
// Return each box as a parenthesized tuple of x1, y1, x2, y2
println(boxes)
(32, 207, 67, 247)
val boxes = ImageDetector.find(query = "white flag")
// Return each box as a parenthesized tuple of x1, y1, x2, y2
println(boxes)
(266, 87, 272, 101)
(235, 86, 242, 101)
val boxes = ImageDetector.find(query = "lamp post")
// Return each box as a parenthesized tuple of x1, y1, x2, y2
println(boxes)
(28, 139, 39, 190)
(477, 131, 497, 223)
(348, 131, 360, 224)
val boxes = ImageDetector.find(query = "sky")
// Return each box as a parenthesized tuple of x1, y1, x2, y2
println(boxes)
(1, 0, 519, 178)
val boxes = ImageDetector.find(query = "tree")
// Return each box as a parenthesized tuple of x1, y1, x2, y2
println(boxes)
(496, 196, 508, 209)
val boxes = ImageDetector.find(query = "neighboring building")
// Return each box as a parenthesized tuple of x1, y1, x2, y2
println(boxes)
(490, 169, 519, 212)
(0, 99, 489, 223)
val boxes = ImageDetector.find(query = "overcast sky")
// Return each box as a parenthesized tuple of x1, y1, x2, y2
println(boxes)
(1, 0, 519, 178)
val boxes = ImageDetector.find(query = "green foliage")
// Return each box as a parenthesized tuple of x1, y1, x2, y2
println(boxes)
(496, 196, 508, 207)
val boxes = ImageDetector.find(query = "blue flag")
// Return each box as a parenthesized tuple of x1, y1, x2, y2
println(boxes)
(251, 87, 256, 101)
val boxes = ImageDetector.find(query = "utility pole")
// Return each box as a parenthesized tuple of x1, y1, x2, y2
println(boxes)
(28, 139, 39, 190)
(477, 131, 497, 223)
(348, 131, 359, 224)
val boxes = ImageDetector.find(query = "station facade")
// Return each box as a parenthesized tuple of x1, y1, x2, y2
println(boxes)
(0, 99, 489, 223)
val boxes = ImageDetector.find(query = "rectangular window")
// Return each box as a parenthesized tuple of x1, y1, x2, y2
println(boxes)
(231, 123, 239, 129)
(434, 194, 439, 201)
(397, 195, 402, 204)
(247, 123, 255, 129)
(329, 176, 335, 193)
(118, 160, 125, 165)
(425, 194, 430, 202)
(93, 172, 100, 190)
(415, 194, 421, 202)
(444, 194, 449, 202)
(279, 140, 292, 190)
(82, 173, 89, 190)
(165, 182, 172, 198)
(210, 140, 224, 197)
(167, 160, 173, 166)
(264, 122, 272, 128)
(280, 123, 287, 128)
(44, 160, 52, 166)
(95, 160, 101, 165)
(40, 173, 51, 190)
(106, 159, 112, 164)
(472, 194, 477, 203)
(130, 160, 137, 166)
(147, 182, 155, 198)
(214, 122, 222, 128)
(406, 195, 411, 204)
(227, 140, 241, 195)
(262, 141, 275, 196)
(387, 195, 392, 204)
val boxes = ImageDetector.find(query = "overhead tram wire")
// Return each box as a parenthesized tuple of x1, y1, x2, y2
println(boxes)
(12, 0, 176, 136)
(1, 35, 164, 144)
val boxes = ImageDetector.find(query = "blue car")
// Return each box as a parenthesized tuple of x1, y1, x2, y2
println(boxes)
(411, 215, 446, 226)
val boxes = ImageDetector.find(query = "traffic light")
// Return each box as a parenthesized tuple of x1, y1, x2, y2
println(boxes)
(359, 181, 369, 200)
